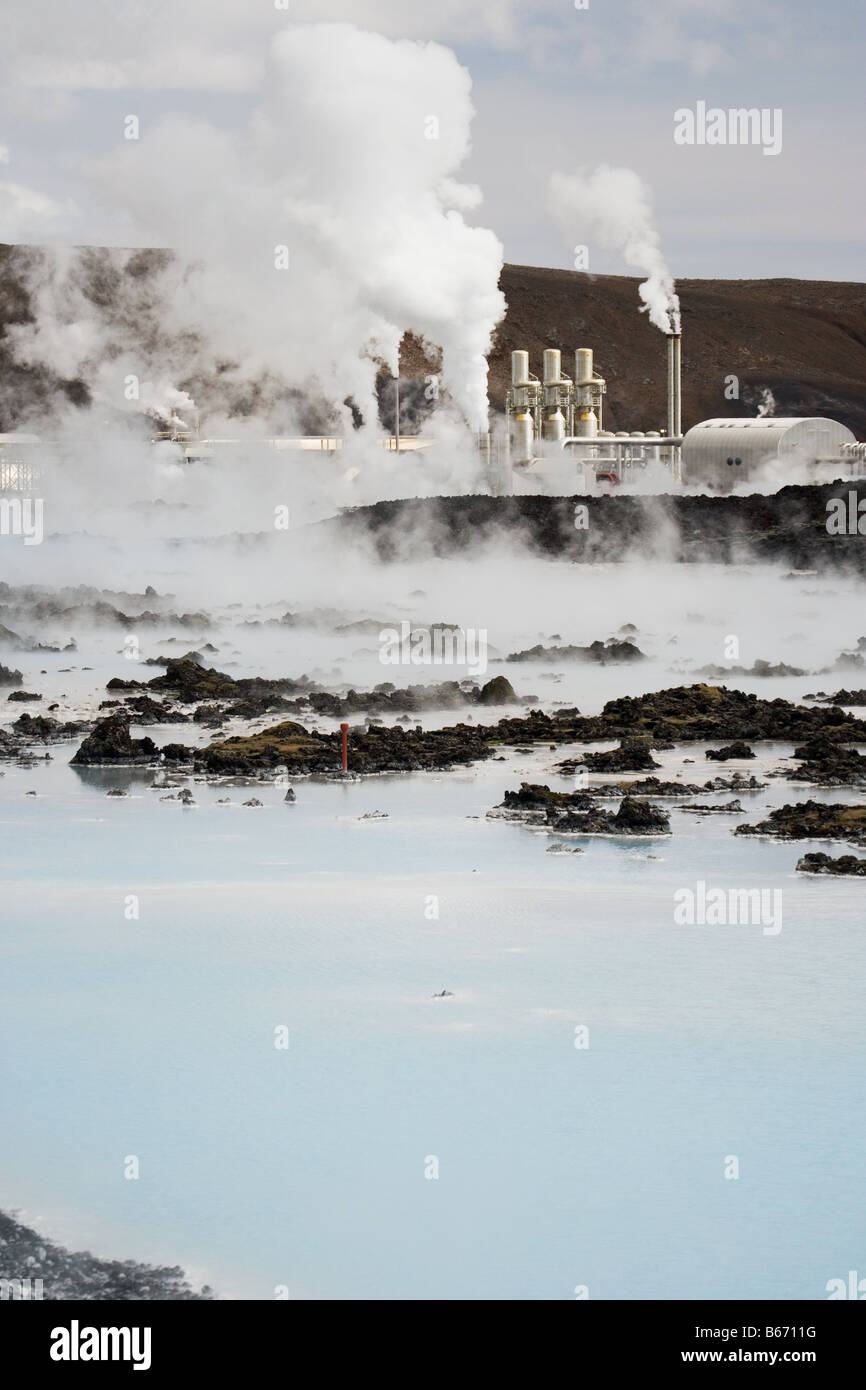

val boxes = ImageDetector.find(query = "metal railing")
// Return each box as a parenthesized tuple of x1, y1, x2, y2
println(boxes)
(0, 459, 40, 492)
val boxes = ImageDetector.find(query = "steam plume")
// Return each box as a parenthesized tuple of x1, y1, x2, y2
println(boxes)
(8, 23, 505, 435)
(549, 165, 681, 335)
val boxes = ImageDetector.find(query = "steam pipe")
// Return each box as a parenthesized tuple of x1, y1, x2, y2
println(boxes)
(562, 437, 683, 448)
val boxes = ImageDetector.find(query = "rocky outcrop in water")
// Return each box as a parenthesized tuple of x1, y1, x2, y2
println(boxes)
(558, 684, 866, 745)
(4, 595, 209, 630)
(495, 784, 582, 818)
(477, 685, 866, 753)
(555, 771, 765, 797)
(13, 712, 90, 741)
(197, 719, 492, 776)
(504, 639, 645, 665)
(576, 741, 660, 772)
(555, 771, 703, 796)
(97, 670, 866, 751)
(787, 738, 866, 786)
(602, 776, 703, 796)
(160, 742, 194, 763)
(71, 715, 158, 766)
(705, 741, 755, 761)
(804, 688, 866, 706)
(106, 656, 520, 722)
(610, 797, 671, 833)
(695, 660, 807, 679)
(736, 800, 866, 847)
(101, 694, 190, 724)
(0, 619, 76, 654)
(704, 772, 766, 791)
(476, 676, 518, 704)
(109, 657, 245, 701)
(66, 684, 866, 781)
(491, 783, 670, 836)
(796, 851, 866, 876)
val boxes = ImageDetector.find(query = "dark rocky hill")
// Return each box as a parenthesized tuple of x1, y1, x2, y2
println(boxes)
(324, 483, 866, 573)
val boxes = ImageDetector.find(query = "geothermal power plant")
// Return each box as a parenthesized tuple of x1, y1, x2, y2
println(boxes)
(502, 332, 861, 493)
(503, 339, 683, 490)
(1, 306, 864, 498)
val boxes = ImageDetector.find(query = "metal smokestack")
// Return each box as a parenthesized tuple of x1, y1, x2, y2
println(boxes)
(667, 332, 682, 440)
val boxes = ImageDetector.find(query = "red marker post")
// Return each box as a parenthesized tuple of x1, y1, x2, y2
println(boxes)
(340, 721, 349, 772)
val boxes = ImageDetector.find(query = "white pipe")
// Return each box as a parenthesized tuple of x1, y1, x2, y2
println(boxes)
(562, 437, 683, 449)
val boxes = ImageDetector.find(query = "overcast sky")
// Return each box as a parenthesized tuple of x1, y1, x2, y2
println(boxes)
(1, 0, 863, 281)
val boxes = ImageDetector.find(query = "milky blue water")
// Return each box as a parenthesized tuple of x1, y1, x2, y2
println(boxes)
(1, 737, 864, 1300)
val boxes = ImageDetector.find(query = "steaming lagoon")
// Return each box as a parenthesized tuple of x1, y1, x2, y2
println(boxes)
(2, 729, 864, 1300)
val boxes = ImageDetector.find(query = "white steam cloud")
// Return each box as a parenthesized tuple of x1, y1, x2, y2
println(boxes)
(0, 143, 76, 242)
(9, 23, 505, 436)
(548, 165, 681, 335)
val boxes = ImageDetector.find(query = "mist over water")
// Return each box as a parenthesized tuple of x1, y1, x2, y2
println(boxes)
(4, 431, 866, 1306)
(4, 276, 865, 1302)
(1, 6, 864, 1312)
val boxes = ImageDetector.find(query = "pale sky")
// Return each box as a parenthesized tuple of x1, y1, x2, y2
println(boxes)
(1, 0, 863, 281)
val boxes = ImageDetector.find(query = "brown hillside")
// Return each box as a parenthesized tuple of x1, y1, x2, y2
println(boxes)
(485, 266, 866, 436)
(2, 244, 865, 437)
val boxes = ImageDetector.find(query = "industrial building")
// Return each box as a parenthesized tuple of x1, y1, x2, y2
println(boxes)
(504, 339, 682, 492)
(503, 331, 863, 494)
(680, 417, 857, 489)
(3, 320, 865, 498)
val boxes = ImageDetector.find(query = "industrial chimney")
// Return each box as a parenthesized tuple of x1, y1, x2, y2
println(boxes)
(666, 332, 682, 439)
